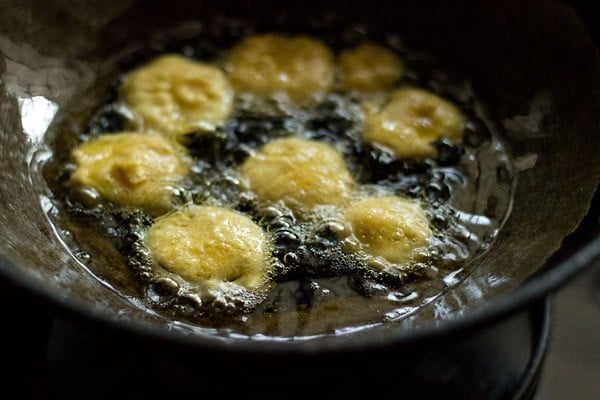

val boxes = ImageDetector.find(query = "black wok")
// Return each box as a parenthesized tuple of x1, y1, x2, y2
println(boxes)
(0, 0, 598, 398)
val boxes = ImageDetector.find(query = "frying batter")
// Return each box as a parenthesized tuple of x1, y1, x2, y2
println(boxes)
(363, 87, 465, 159)
(239, 136, 354, 215)
(69, 132, 189, 216)
(121, 54, 233, 139)
(145, 204, 271, 290)
(337, 43, 404, 93)
(338, 195, 433, 270)
(225, 34, 335, 104)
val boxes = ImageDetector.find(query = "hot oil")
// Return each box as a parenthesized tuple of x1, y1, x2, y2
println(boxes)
(39, 19, 514, 339)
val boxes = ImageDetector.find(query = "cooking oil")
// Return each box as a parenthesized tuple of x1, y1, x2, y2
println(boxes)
(39, 18, 515, 339)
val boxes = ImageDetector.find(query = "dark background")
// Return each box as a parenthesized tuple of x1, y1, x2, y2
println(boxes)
(535, 259, 600, 399)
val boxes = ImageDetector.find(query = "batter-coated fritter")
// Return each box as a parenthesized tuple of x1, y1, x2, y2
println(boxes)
(363, 87, 465, 159)
(338, 43, 404, 93)
(69, 132, 189, 216)
(239, 137, 354, 215)
(225, 34, 335, 103)
(145, 204, 271, 290)
(338, 195, 432, 269)
(121, 54, 233, 138)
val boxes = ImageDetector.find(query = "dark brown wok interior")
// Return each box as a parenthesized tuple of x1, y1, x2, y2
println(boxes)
(0, 0, 598, 348)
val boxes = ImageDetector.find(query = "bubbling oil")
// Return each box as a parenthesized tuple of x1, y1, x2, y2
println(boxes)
(40, 20, 514, 338)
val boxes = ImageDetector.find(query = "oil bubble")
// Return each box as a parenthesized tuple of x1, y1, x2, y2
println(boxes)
(74, 250, 91, 264)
